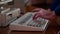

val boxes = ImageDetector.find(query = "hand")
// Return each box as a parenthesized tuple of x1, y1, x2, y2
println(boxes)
(33, 9, 56, 21)
(33, 9, 47, 19)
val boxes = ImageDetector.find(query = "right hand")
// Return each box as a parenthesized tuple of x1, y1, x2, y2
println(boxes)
(33, 9, 56, 22)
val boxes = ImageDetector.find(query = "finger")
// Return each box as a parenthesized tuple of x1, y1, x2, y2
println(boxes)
(33, 13, 41, 20)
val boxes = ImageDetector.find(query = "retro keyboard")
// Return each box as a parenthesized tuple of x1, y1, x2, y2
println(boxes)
(10, 12, 49, 31)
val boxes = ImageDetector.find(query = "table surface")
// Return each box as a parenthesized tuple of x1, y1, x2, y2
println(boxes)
(0, 23, 60, 34)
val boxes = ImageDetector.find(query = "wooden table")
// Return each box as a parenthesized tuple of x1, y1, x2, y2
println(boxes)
(0, 25, 60, 34)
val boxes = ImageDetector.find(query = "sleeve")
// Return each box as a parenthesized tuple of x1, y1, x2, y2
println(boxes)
(50, 0, 60, 11)
(54, 4, 60, 16)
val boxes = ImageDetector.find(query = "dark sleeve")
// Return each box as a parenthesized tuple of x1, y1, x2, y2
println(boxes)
(54, 4, 60, 16)
(50, 0, 60, 11)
